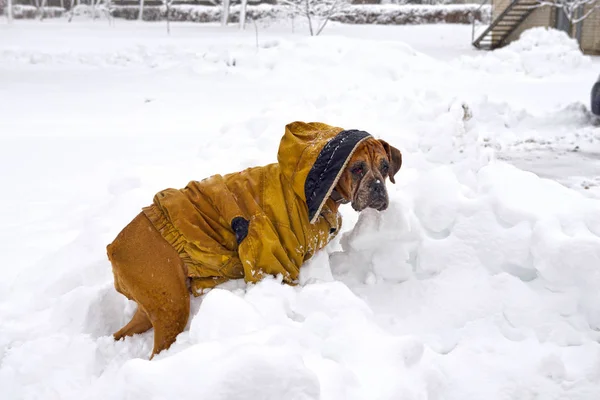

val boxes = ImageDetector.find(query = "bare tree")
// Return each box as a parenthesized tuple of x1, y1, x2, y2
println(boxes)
(36, 0, 48, 21)
(100, 0, 114, 25)
(536, 0, 600, 23)
(68, 0, 113, 23)
(281, 0, 350, 36)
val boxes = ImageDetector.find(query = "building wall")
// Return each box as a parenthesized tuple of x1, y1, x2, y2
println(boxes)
(491, 0, 510, 20)
(490, 0, 552, 43)
(503, 5, 552, 43)
(579, 5, 600, 55)
(491, 0, 600, 55)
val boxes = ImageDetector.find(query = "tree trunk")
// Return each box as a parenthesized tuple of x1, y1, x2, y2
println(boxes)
(221, 0, 229, 26)
(253, 17, 258, 48)
(103, 0, 113, 25)
(138, 0, 144, 20)
(239, 0, 247, 30)
(305, 0, 313, 36)
(68, 0, 74, 21)
(7, 0, 13, 22)
(165, 0, 170, 34)
(39, 0, 47, 21)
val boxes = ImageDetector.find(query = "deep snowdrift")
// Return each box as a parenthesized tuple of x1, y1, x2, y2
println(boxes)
(1, 22, 599, 400)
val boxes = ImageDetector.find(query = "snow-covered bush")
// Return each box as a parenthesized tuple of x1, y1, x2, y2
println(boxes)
(11, 4, 65, 18)
(110, 3, 491, 24)
(68, 4, 112, 19)
(110, 4, 287, 21)
(333, 4, 491, 24)
(111, 4, 164, 20)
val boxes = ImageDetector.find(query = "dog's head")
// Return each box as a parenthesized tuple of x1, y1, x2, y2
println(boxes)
(333, 138, 402, 212)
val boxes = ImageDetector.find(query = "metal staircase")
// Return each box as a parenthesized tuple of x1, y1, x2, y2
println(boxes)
(472, 0, 538, 50)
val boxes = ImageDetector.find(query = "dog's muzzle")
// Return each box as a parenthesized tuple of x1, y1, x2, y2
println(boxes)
(369, 180, 388, 211)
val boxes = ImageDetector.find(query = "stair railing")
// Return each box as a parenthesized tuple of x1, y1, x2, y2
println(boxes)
(471, 0, 492, 44)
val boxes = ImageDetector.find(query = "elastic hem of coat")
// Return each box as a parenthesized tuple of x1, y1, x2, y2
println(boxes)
(142, 204, 230, 296)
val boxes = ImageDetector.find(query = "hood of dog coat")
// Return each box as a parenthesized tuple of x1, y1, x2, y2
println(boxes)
(277, 121, 372, 224)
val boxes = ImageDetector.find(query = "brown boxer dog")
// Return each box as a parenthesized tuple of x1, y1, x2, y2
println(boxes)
(107, 122, 402, 359)
(332, 138, 402, 213)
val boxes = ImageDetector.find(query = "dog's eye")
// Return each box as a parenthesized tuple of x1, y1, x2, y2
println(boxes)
(352, 166, 364, 176)
(381, 165, 389, 175)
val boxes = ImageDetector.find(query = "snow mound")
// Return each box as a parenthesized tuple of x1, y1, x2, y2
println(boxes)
(458, 27, 592, 77)
(6, 154, 600, 399)
(118, 344, 321, 400)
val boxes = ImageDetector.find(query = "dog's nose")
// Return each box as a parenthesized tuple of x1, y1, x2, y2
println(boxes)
(371, 180, 385, 195)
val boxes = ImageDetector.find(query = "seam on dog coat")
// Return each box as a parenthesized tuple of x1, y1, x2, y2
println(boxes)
(142, 121, 372, 295)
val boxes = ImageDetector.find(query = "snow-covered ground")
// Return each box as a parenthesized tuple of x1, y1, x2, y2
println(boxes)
(1, 19, 600, 400)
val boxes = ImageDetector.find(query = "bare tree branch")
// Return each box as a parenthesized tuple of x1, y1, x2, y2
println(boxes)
(536, 0, 600, 24)
(316, 0, 344, 35)
(281, 0, 350, 36)
(305, 0, 313, 36)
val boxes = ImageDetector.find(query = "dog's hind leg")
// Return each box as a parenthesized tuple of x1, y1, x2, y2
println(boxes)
(145, 291, 190, 359)
(107, 212, 190, 359)
(114, 307, 153, 340)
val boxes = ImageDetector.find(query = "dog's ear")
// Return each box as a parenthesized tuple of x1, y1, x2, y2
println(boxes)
(378, 139, 402, 184)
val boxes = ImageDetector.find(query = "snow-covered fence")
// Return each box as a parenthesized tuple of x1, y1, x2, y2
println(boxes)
(110, 3, 490, 23)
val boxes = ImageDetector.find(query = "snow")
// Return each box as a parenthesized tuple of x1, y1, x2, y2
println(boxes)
(1, 19, 600, 400)
(458, 27, 593, 78)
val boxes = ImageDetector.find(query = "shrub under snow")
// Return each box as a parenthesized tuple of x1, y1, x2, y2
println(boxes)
(111, 4, 286, 22)
(3, 3, 490, 24)
(332, 4, 491, 24)
(68, 4, 113, 19)
(110, 3, 490, 24)
(10, 4, 65, 19)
